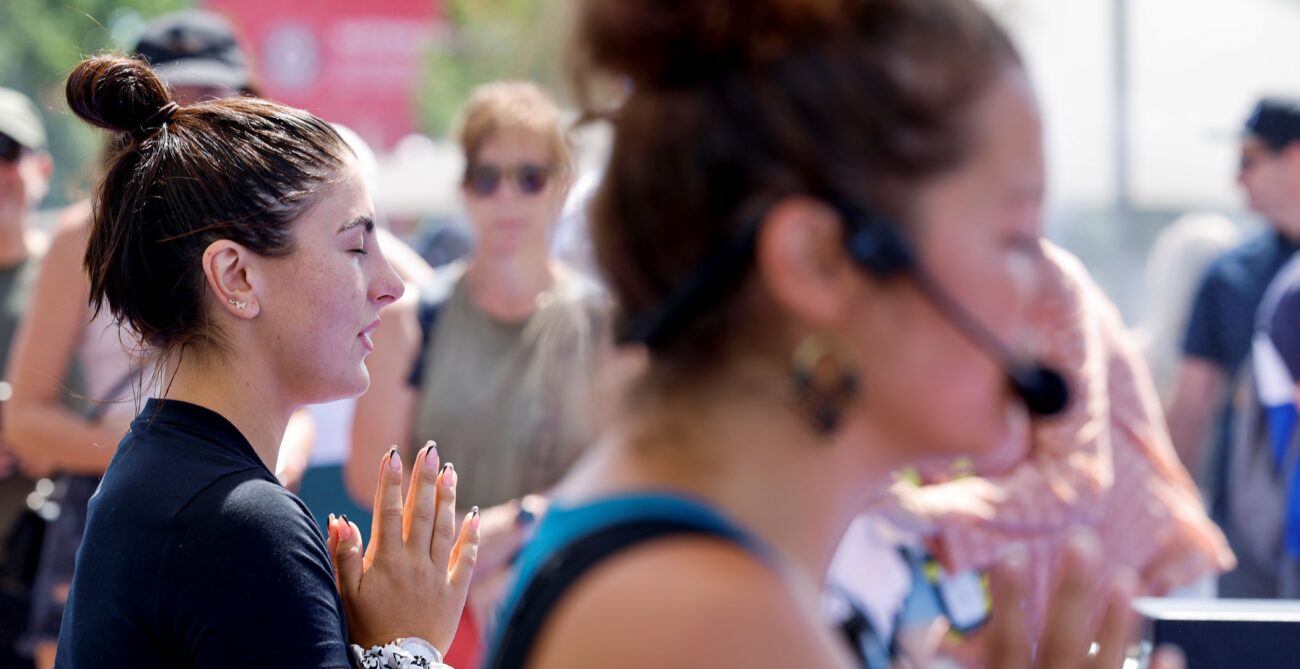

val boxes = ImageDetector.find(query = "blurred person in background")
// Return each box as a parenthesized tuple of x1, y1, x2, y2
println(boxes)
(877, 241, 1232, 660)
(0, 85, 53, 669)
(1166, 98, 1300, 513)
(1222, 201, 1300, 597)
(1136, 213, 1241, 404)
(413, 214, 474, 271)
(481, 0, 1184, 667)
(351, 81, 609, 660)
(0, 12, 311, 668)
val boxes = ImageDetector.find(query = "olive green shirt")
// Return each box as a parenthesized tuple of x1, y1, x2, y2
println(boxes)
(409, 264, 607, 510)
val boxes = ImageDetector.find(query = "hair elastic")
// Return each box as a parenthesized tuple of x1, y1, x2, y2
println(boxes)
(132, 101, 180, 140)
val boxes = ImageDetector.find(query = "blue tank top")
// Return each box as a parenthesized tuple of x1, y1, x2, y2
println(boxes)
(485, 492, 766, 668)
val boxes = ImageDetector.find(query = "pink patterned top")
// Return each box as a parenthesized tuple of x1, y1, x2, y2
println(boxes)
(930, 242, 1234, 634)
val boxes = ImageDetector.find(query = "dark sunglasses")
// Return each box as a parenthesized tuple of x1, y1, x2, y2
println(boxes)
(463, 163, 553, 197)
(0, 133, 23, 164)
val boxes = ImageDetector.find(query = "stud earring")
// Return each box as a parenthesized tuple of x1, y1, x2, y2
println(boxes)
(789, 332, 860, 434)
(228, 298, 248, 310)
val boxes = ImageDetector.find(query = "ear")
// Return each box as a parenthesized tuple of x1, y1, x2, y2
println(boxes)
(202, 240, 262, 319)
(755, 196, 858, 328)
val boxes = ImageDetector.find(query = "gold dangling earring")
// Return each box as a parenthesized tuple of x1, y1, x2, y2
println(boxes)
(789, 332, 860, 434)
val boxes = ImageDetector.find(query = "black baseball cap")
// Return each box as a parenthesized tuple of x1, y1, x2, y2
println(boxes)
(1243, 97, 1300, 151)
(134, 10, 251, 92)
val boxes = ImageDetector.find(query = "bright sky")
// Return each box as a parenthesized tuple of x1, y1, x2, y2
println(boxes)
(987, 0, 1300, 210)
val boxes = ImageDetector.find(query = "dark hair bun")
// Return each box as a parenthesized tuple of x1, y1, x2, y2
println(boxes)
(576, 0, 842, 88)
(65, 55, 172, 135)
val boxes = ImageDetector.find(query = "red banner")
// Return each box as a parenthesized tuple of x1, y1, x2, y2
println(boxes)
(205, 0, 441, 149)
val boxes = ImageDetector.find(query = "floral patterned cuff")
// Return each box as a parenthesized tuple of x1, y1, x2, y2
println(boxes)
(350, 637, 445, 669)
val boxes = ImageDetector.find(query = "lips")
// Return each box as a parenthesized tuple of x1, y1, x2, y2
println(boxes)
(359, 318, 380, 352)
(493, 218, 528, 231)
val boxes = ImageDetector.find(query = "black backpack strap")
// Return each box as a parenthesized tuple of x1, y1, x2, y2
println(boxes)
(405, 289, 447, 388)
(487, 518, 746, 669)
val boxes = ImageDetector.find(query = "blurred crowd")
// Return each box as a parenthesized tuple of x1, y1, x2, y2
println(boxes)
(3, 2, 1300, 668)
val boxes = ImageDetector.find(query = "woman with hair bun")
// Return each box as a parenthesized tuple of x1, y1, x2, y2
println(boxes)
(483, 1, 1186, 667)
(53, 55, 477, 669)
(3, 16, 296, 666)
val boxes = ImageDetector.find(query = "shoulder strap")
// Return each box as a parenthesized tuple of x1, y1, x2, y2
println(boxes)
(486, 518, 746, 669)
(405, 266, 464, 388)
(405, 289, 448, 388)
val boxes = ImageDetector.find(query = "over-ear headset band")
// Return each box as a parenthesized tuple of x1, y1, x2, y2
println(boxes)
(618, 197, 1070, 417)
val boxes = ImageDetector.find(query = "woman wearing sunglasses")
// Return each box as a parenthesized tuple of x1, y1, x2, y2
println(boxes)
(351, 81, 609, 652)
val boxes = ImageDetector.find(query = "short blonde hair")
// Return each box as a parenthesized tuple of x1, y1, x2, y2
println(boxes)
(455, 81, 573, 178)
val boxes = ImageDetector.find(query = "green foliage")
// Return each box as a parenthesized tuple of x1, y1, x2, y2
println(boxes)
(0, 0, 192, 206)
(418, 0, 570, 137)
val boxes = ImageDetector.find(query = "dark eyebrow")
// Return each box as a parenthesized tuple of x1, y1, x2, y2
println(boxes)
(338, 216, 375, 234)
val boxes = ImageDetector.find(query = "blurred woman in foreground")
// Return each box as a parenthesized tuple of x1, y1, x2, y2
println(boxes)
(482, 0, 1185, 667)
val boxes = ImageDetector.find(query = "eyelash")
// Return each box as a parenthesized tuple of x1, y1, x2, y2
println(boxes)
(351, 247, 367, 256)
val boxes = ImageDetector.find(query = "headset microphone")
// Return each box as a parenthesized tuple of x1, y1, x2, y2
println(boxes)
(844, 211, 1070, 418)
(620, 199, 1071, 419)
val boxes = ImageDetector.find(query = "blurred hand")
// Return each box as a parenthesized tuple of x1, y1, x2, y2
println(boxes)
(475, 494, 548, 577)
(328, 444, 480, 652)
(985, 531, 1186, 669)
(875, 478, 1001, 538)
(872, 481, 940, 536)
(466, 494, 549, 628)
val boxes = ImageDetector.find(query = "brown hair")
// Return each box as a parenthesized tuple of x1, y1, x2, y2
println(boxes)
(572, 0, 1019, 363)
(66, 55, 349, 360)
(456, 81, 573, 178)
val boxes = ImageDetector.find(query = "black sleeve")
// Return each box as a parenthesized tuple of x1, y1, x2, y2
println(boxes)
(1181, 266, 1232, 368)
(162, 474, 353, 669)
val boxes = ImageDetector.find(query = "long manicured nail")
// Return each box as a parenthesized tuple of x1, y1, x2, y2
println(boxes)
(468, 506, 480, 525)
(389, 447, 401, 472)
(440, 462, 455, 487)
(423, 441, 438, 469)
(339, 514, 351, 540)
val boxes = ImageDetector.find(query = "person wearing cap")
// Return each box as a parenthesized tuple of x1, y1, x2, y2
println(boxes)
(1220, 99, 1300, 599)
(0, 87, 51, 268)
(0, 85, 53, 665)
(132, 8, 260, 102)
(1165, 97, 1300, 577)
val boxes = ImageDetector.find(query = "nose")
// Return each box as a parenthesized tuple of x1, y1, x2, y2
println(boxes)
(369, 243, 406, 307)
(494, 174, 530, 202)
